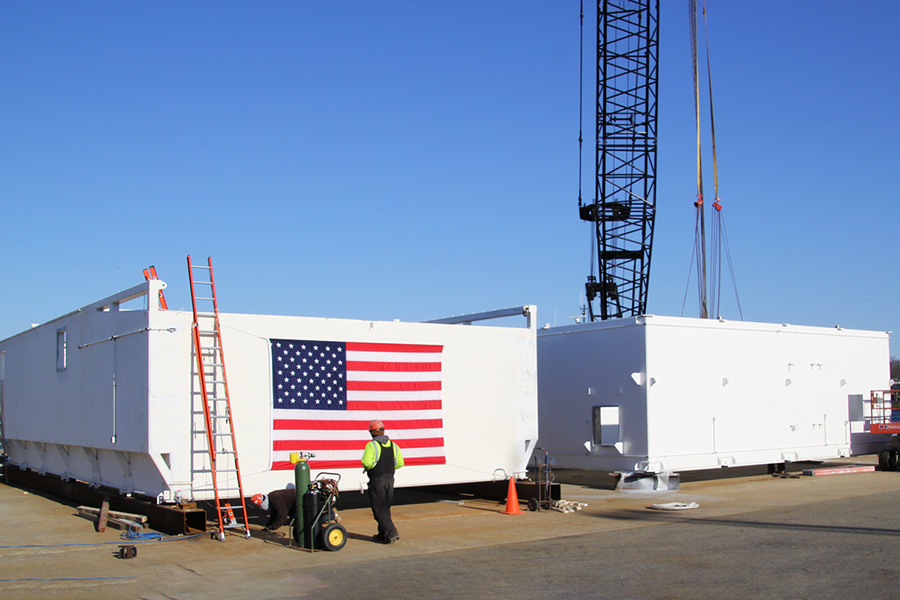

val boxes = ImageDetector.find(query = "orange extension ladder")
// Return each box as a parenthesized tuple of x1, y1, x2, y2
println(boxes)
(142, 265, 169, 309)
(187, 255, 251, 541)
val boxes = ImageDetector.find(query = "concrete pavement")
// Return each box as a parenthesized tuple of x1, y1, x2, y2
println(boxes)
(1, 457, 899, 599)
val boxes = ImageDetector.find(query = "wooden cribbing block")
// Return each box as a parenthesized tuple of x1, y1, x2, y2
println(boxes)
(78, 505, 149, 532)
(97, 498, 109, 533)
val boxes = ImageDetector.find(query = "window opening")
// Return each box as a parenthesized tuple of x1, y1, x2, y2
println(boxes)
(592, 405, 620, 446)
(57, 329, 67, 371)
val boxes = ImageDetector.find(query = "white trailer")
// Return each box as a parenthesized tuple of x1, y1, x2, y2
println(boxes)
(537, 315, 891, 473)
(0, 280, 538, 502)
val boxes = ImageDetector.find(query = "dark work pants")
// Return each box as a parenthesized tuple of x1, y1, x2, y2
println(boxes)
(368, 476, 398, 540)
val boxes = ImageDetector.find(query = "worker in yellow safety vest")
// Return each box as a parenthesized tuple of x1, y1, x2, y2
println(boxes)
(361, 419, 404, 544)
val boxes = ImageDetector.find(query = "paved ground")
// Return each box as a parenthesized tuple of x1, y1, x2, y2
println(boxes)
(1, 457, 899, 599)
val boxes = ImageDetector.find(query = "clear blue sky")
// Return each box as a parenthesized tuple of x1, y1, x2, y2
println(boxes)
(2, 1, 898, 357)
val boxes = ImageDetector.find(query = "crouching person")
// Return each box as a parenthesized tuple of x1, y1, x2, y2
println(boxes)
(250, 487, 296, 531)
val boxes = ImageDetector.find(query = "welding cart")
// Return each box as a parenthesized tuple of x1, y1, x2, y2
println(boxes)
(528, 448, 553, 511)
(301, 473, 346, 551)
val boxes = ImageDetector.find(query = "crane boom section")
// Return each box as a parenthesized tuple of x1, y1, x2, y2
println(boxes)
(581, 0, 659, 321)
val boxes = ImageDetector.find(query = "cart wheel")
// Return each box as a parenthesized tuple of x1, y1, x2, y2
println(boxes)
(891, 451, 899, 471)
(319, 522, 347, 551)
(879, 450, 892, 471)
(527, 497, 539, 512)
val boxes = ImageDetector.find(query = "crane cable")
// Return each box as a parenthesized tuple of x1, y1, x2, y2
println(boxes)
(701, 2, 743, 320)
(689, 0, 709, 319)
(578, 0, 584, 213)
(579, 0, 598, 300)
(703, 3, 719, 207)
(703, 2, 721, 318)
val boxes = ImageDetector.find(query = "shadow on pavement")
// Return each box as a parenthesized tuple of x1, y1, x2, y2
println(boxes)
(585, 506, 900, 537)
(549, 460, 871, 490)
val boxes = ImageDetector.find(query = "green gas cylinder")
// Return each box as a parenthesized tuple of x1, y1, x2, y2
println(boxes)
(292, 454, 311, 547)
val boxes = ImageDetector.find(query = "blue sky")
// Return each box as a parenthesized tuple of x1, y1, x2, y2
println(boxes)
(2, 1, 898, 357)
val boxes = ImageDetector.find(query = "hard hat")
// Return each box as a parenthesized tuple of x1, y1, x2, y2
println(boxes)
(368, 419, 385, 432)
(250, 493, 265, 507)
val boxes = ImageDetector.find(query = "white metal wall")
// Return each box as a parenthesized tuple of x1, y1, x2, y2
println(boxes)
(216, 311, 538, 498)
(538, 315, 891, 473)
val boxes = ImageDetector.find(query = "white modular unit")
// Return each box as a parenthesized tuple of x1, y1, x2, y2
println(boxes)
(537, 315, 891, 473)
(0, 281, 538, 501)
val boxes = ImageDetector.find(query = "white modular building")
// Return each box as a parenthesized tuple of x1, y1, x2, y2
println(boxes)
(0, 280, 538, 502)
(537, 315, 891, 473)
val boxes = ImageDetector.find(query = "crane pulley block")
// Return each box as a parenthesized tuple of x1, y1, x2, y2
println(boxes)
(579, 201, 632, 223)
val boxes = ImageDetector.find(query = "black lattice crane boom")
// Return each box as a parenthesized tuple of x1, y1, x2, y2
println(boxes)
(580, 0, 659, 321)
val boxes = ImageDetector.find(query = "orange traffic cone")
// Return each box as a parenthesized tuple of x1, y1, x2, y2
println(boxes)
(501, 476, 522, 515)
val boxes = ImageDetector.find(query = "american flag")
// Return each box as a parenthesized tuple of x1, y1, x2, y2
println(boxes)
(270, 338, 446, 470)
